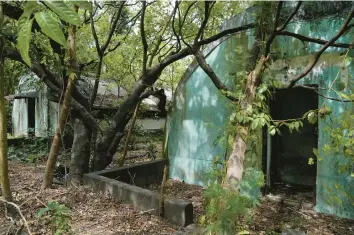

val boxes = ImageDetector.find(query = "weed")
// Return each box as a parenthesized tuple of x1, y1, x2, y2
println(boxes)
(37, 201, 73, 235)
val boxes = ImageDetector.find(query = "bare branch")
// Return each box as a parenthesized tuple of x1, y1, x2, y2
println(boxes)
(294, 85, 352, 102)
(181, 1, 197, 28)
(277, 1, 302, 31)
(90, 10, 101, 56)
(172, 2, 181, 52)
(140, 1, 148, 75)
(83, 5, 99, 25)
(287, 9, 354, 88)
(199, 23, 255, 45)
(101, 1, 125, 53)
(147, 9, 174, 67)
(0, 199, 33, 235)
(194, 50, 237, 101)
(265, 1, 284, 55)
(194, 1, 214, 44)
(277, 31, 353, 48)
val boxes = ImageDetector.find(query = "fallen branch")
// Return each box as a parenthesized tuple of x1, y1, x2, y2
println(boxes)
(0, 198, 33, 235)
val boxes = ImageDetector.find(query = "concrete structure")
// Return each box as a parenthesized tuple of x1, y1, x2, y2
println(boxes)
(167, 2, 354, 219)
(83, 159, 193, 227)
(7, 74, 172, 137)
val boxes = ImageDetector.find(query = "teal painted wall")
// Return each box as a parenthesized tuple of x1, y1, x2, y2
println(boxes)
(168, 35, 244, 185)
(168, 9, 354, 218)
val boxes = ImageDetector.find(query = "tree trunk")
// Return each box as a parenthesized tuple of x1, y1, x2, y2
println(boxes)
(69, 116, 90, 186)
(118, 101, 141, 167)
(0, 2, 12, 201)
(93, 80, 148, 171)
(225, 55, 269, 190)
(42, 18, 78, 189)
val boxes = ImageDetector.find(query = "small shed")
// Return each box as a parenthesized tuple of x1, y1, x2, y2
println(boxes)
(7, 74, 172, 137)
(167, 2, 354, 219)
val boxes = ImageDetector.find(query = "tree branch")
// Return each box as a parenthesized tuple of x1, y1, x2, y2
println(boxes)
(172, 2, 181, 52)
(147, 7, 174, 67)
(139, 88, 164, 100)
(277, 1, 302, 31)
(294, 85, 352, 102)
(265, 1, 284, 55)
(90, 10, 101, 56)
(140, 1, 148, 75)
(194, 1, 214, 44)
(101, 1, 125, 53)
(199, 23, 255, 45)
(194, 50, 237, 101)
(287, 9, 354, 88)
(277, 31, 353, 48)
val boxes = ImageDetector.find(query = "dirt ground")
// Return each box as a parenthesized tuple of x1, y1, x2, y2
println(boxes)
(1, 161, 353, 235)
(0, 161, 179, 235)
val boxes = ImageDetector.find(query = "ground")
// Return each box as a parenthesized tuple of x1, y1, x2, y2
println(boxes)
(2, 132, 354, 235)
(1, 161, 353, 235)
(0, 161, 179, 235)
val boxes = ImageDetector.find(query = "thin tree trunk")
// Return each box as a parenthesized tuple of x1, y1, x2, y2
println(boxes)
(69, 117, 90, 186)
(118, 101, 141, 167)
(42, 16, 78, 189)
(0, 2, 12, 201)
(225, 55, 269, 189)
(90, 56, 103, 109)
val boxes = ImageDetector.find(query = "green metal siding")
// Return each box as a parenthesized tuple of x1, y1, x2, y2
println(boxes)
(168, 11, 354, 218)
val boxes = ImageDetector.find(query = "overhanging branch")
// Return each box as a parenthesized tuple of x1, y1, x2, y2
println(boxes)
(287, 9, 354, 88)
(277, 31, 353, 48)
(199, 23, 255, 45)
(194, 50, 237, 102)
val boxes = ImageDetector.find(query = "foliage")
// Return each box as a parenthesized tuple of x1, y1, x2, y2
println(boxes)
(37, 201, 73, 235)
(17, 0, 88, 66)
(8, 135, 49, 163)
(311, 100, 354, 207)
(200, 157, 262, 234)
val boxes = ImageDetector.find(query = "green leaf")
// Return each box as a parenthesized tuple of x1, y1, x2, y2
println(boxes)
(339, 92, 350, 100)
(23, 1, 37, 17)
(307, 111, 317, 124)
(18, 1, 37, 32)
(36, 207, 50, 217)
(308, 158, 314, 165)
(337, 81, 346, 91)
(344, 57, 352, 66)
(269, 126, 276, 136)
(43, 0, 82, 25)
(251, 119, 258, 130)
(237, 231, 250, 235)
(313, 148, 319, 158)
(17, 18, 33, 67)
(72, 1, 93, 11)
(35, 12, 67, 48)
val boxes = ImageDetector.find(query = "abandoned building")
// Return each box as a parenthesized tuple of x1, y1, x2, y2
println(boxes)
(7, 74, 172, 137)
(167, 2, 354, 219)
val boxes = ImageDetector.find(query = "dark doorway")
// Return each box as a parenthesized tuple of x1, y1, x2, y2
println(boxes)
(269, 87, 318, 188)
(27, 98, 36, 135)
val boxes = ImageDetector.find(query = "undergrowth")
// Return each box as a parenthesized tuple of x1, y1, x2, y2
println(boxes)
(201, 157, 264, 234)
(37, 201, 73, 235)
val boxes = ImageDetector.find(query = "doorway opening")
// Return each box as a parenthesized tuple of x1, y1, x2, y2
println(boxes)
(264, 86, 318, 203)
(27, 98, 36, 136)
